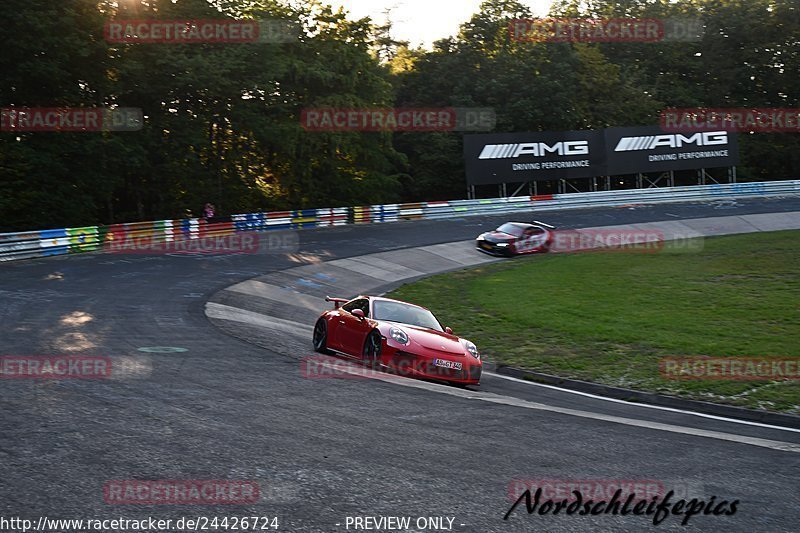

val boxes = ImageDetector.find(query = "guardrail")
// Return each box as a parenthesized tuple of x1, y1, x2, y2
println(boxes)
(1, 180, 797, 263)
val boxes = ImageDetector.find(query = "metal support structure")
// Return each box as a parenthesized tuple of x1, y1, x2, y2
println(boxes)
(469, 165, 738, 199)
(643, 172, 668, 188)
(701, 169, 721, 184)
(510, 181, 528, 197)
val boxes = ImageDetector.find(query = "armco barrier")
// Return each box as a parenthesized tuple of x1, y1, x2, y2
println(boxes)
(0, 180, 797, 263)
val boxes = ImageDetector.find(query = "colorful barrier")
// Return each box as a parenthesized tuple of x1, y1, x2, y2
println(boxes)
(316, 208, 348, 227)
(1, 180, 797, 263)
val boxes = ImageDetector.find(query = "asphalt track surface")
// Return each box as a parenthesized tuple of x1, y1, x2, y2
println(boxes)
(2, 196, 800, 533)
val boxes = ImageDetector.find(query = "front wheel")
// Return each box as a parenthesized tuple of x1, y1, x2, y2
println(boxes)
(362, 330, 382, 369)
(313, 318, 331, 354)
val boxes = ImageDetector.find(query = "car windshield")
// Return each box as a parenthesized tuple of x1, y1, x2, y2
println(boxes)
(373, 300, 443, 332)
(497, 223, 525, 237)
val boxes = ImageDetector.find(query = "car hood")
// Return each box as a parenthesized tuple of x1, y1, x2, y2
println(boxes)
(387, 324, 466, 355)
(480, 231, 516, 243)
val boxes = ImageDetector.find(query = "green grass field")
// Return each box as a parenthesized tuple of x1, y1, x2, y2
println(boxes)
(388, 230, 800, 413)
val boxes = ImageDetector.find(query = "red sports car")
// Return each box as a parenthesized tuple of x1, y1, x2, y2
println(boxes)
(476, 220, 556, 256)
(312, 296, 482, 386)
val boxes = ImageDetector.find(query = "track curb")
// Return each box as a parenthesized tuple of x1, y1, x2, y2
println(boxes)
(495, 365, 800, 429)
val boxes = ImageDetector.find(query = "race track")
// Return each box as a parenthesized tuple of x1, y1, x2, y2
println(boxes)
(2, 196, 800, 533)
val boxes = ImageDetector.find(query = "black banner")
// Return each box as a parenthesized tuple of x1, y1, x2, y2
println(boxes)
(463, 130, 606, 185)
(605, 126, 740, 175)
(464, 126, 739, 186)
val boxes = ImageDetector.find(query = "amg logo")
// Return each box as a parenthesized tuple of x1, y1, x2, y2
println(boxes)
(478, 141, 589, 159)
(615, 131, 728, 151)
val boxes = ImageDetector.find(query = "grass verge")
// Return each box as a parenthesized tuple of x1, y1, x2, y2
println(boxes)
(387, 230, 800, 413)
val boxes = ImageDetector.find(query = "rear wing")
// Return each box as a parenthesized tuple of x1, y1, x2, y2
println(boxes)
(531, 220, 556, 229)
(325, 296, 349, 309)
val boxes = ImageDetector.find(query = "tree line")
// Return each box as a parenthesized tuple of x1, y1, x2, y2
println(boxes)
(1, 0, 797, 231)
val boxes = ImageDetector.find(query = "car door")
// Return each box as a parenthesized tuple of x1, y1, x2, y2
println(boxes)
(334, 298, 372, 355)
(517, 226, 546, 253)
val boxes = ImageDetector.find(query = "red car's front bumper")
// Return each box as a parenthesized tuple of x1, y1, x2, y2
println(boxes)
(379, 344, 482, 385)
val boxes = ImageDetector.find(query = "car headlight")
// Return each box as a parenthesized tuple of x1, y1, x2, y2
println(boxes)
(496, 242, 509, 247)
(389, 326, 409, 345)
(461, 340, 480, 360)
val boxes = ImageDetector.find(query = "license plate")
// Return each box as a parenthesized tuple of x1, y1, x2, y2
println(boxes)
(433, 359, 462, 370)
(480, 242, 492, 250)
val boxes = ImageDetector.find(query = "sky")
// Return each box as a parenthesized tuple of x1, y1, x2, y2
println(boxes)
(326, 0, 555, 48)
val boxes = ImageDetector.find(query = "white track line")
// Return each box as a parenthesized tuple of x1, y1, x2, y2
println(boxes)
(485, 372, 800, 434)
(206, 302, 313, 337)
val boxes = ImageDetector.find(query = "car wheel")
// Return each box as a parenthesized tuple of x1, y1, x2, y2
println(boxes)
(313, 318, 331, 354)
(362, 330, 382, 369)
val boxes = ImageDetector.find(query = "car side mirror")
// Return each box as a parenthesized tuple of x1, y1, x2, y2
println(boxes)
(445, 327, 453, 334)
(352, 309, 365, 319)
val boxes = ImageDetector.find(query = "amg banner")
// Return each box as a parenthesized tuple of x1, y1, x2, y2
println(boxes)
(605, 125, 739, 175)
(463, 130, 606, 185)
(464, 126, 739, 185)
